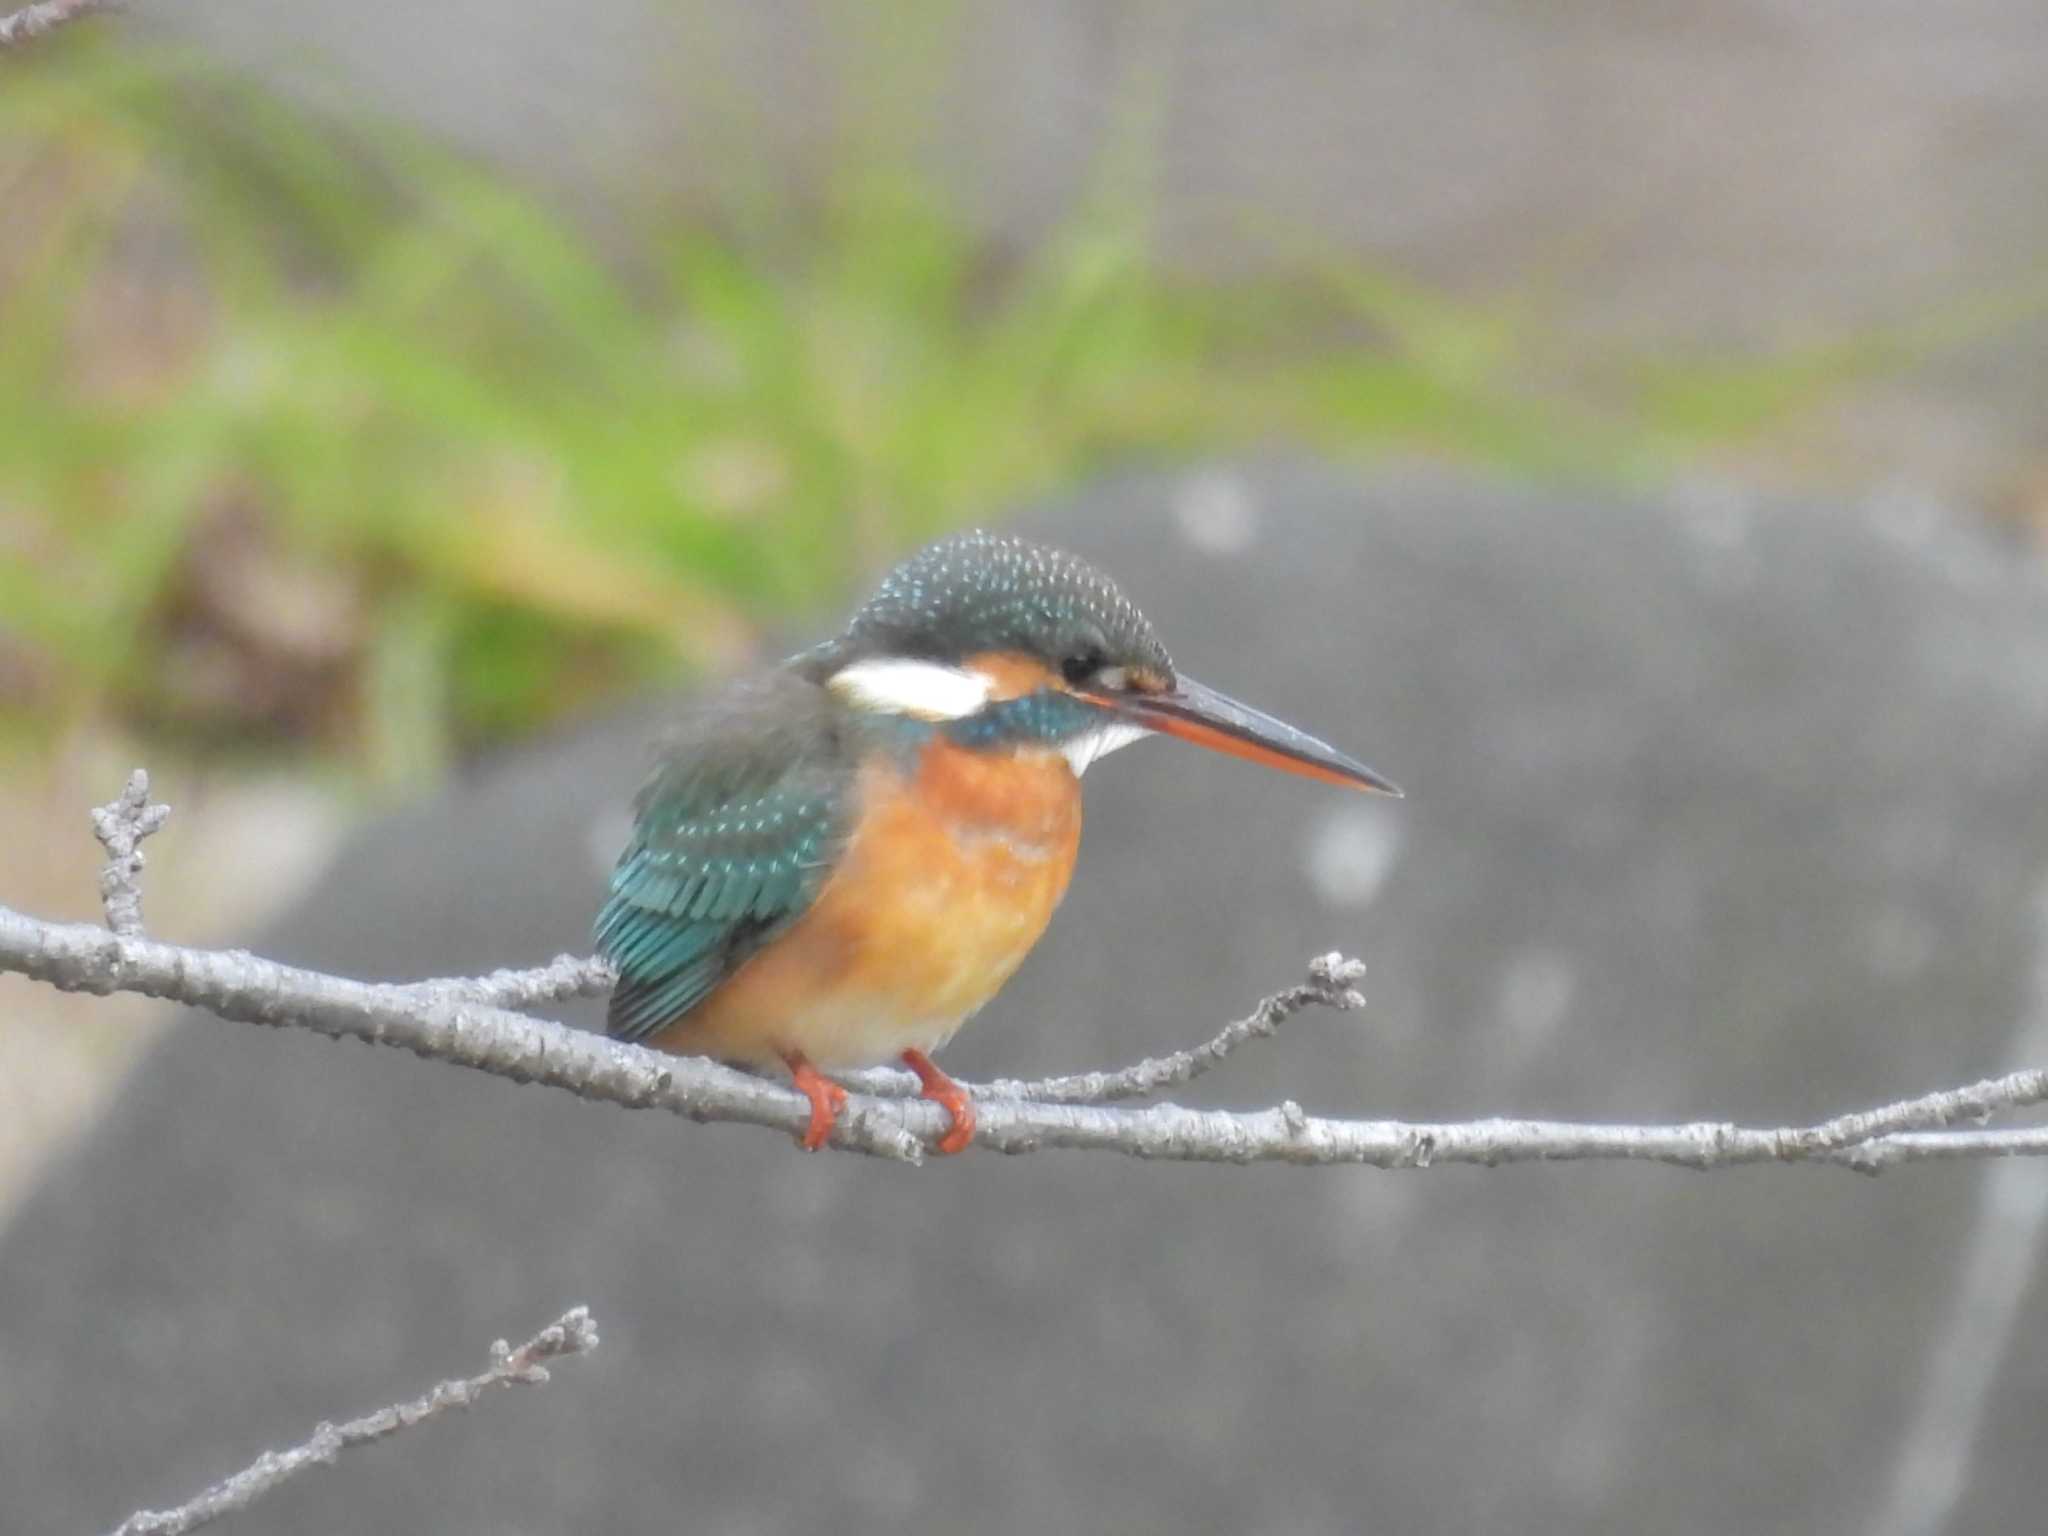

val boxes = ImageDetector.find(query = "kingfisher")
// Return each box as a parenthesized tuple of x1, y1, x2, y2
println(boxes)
(596, 530, 1399, 1154)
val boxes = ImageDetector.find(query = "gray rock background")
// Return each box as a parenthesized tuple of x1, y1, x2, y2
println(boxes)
(145, 0, 2048, 499)
(7, 463, 2048, 1533)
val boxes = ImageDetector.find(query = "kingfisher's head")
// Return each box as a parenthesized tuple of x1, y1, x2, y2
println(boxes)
(806, 529, 1398, 794)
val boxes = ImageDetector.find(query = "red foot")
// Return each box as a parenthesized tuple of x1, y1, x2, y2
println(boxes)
(783, 1051, 849, 1151)
(902, 1048, 976, 1155)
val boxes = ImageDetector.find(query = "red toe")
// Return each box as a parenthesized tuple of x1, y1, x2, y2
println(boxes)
(784, 1051, 848, 1151)
(902, 1048, 976, 1155)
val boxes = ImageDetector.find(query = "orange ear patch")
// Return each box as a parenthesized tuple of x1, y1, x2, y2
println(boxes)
(962, 650, 1062, 701)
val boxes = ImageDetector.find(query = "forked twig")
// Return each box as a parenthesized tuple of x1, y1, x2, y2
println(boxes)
(105, 1307, 600, 1536)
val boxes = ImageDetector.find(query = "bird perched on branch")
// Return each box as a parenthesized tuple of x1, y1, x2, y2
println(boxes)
(596, 530, 1399, 1154)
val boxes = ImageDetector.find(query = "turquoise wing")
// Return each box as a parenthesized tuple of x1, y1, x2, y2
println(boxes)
(596, 674, 852, 1044)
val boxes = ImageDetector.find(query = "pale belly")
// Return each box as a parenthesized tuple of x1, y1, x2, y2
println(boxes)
(652, 744, 1083, 1071)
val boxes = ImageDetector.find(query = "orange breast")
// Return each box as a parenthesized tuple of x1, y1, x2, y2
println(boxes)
(654, 737, 1083, 1070)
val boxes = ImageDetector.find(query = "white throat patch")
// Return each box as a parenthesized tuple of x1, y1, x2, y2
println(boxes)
(827, 657, 992, 721)
(1060, 721, 1152, 776)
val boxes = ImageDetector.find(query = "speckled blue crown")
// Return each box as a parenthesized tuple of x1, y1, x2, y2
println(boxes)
(842, 530, 1175, 679)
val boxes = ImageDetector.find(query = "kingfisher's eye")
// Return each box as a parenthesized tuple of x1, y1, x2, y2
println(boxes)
(1061, 649, 1106, 686)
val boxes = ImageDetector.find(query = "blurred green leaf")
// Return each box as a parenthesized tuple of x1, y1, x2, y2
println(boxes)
(0, 27, 1989, 794)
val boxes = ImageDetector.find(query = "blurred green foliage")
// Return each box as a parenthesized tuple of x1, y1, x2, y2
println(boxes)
(0, 31, 1979, 790)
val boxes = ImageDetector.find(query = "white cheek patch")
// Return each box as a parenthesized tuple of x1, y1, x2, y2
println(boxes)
(827, 657, 993, 721)
(1060, 721, 1153, 776)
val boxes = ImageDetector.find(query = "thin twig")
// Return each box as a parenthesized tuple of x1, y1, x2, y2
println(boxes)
(89, 768, 169, 936)
(1778, 1068, 2048, 1154)
(104, 1307, 600, 1536)
(838, 952, 1367, 1104)
(0, 0, 118, 49)
(998, 950, 1367, 1102)
(393, 953, 617, 1010)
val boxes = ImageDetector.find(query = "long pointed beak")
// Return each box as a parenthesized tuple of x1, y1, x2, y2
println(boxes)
(1083, 675, 1402, 796)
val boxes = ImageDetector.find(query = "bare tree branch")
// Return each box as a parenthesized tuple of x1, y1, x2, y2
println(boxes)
(11, 769, 2048, 1172)
(1, 901, 930, 1161)
(8, 899, 2048, 1172)
(103, 1306, 599, 1536)
(90, 768, 170, 936)
(0, 0, 118, 50)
